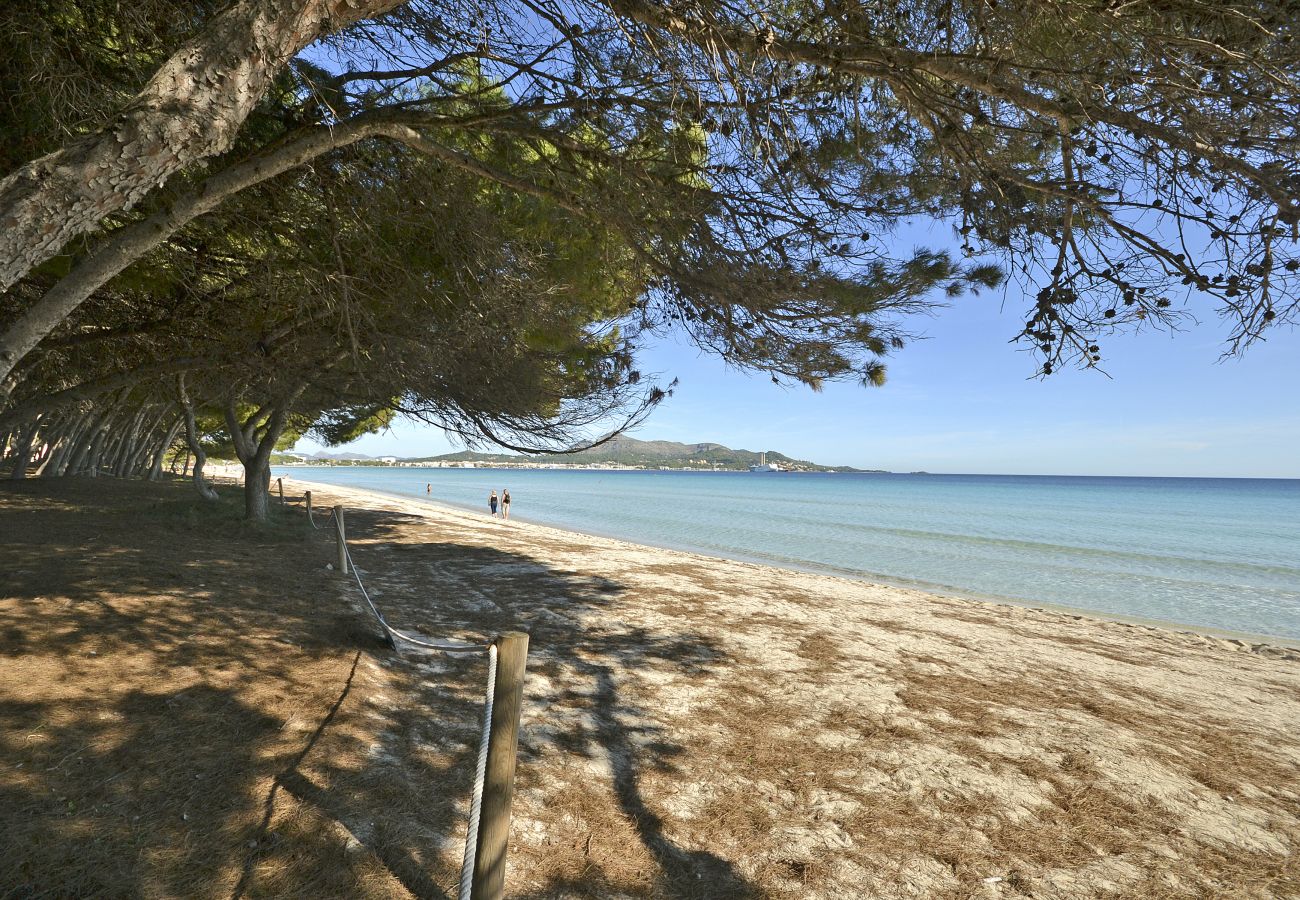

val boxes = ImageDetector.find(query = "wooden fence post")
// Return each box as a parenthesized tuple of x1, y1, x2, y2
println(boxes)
(277, 476, 284, 504)
(472, 631, 530, 900)
(333, 505, 348, 574)
(304, 490, 312, 521)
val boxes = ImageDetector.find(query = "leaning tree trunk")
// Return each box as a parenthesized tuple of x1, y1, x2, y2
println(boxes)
(110, 410, 142, 477)
(65, 397, 119, 476)
(107, 405, 148, 477)
(125, 407, 168, 476)
(83, 413, 120, 478)
(43, 412, 88, 477)
(0, 0, 405, 298)
(177, 376, 218, 501)
(33, 415, 75, 476)
(98, 430, 124, 477)
(7, 417, 41, 479)
(27, 429, 57, 476)
(149, 419, 184, 481)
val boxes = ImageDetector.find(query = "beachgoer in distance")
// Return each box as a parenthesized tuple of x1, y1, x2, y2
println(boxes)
(501, 489, 511, 520)
(489, 490, 498, 517)
(426, 483, 431, 494)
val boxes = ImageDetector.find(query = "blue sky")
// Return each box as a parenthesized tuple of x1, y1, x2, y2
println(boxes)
(295, 233, 1300, 478)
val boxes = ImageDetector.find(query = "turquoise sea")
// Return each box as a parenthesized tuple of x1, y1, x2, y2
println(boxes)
(273, 466, 1300, 641)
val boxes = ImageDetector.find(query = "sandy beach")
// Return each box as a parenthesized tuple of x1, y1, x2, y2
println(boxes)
(3, 475, 1299, 898)
(287, 477, 1300, 897)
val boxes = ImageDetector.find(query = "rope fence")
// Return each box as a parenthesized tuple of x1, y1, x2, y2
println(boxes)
(308, 490, 528, 900)
(460, 642, 497, 900)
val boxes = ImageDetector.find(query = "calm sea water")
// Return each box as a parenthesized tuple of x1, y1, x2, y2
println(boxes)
(273, 466, 1300, 640)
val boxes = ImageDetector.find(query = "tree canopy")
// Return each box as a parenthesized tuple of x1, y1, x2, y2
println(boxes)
(1, 0, 1296, 515)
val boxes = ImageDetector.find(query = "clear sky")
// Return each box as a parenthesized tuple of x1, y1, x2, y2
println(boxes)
(294, 226, 1300, 478)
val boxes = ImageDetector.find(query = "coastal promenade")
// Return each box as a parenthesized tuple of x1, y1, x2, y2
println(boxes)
(3, 476, 1298, 897)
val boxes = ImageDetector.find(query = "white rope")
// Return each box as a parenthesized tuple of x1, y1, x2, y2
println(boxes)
(306, 502, 333, 530)
(342, 542, 484, 655)
(459, 641, 497, 900)
(334, 526, 499, 895)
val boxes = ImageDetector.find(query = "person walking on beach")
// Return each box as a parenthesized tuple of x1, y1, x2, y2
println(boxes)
(426, 483, 431, 494)
(489, 490, 498, 517)
(501, 488, 511, 520)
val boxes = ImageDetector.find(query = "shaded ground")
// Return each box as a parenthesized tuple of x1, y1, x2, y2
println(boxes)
(2, 476, 1299, 898)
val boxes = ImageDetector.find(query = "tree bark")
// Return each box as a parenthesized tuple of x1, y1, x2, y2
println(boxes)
(8, 418, 40, 479)
(86, 403, 132, 477)
(58, 413, 96, 476)
(85, 428, 108, 477)
(224, 394, 296, 522)
(27, 428, 57, 476)
(178, 375, 219, 501)
(64, 393, 123, 476)
(100, 430, 126, 477)
(34, 415, 74, 477)
(0, 0, 405, 295)
(126, 408, 169, 476)
(41, 416, 80, 477)
(108, 405, 149, 477)
(149, 419, 184, 481)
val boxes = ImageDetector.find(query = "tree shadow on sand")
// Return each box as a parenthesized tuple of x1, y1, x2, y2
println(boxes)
(0, 479, 760, 898)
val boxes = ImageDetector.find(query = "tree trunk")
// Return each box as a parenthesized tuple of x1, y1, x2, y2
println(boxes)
(224, 395, 293, 522)
(85, 428, 109, 477)
(243, 458, 271, 520)
(108, 406, 148, 477)
(45, 412, 91, 477)
(8, 418, 40, 479)
(85, 405, 129, 477)
(28, 432, 56, 476)
(65, 426, 96, 476)
(105, 405, 146, 478)
(126, 408, 168, 476)
(33, 416, 73, 476)
(0, 356, 203, 435)
(0, 0, 404, 296)
(178, 376, 218, 501)
(40, 425, 74, 477)
(65, 398, 118, 476)
(99, 431, 124, 476)
(149, 419, 184, 481)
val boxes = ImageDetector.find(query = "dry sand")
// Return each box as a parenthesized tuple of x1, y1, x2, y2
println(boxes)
(3, 475, 1299, 898)
(286, 478, 1300, 898)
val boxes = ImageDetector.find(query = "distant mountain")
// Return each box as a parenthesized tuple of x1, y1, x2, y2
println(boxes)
(405, 436, 876, 472)
(404, 449, 519, 464)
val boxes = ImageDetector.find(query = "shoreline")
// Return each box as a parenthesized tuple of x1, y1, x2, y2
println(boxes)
(282, 474, 1300, 655)
(277, 463, 1300, 481)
